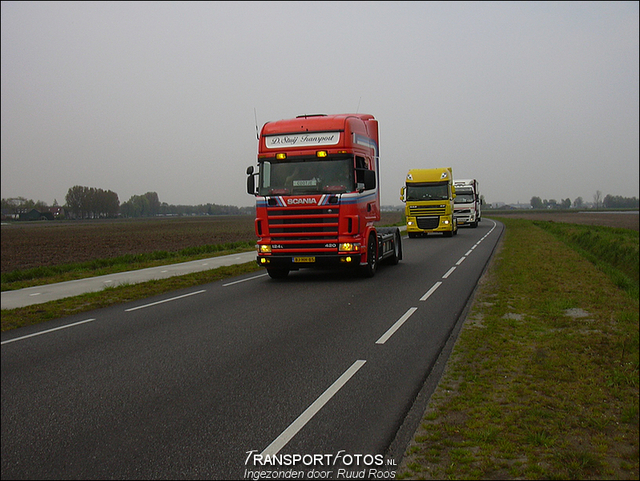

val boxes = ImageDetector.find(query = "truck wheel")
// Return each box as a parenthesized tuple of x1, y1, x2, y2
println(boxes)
(267, 268, 289, 279)
(389, 230, 402, 265)
(471, 221, 478, 228)
(362, 234, 377, 277)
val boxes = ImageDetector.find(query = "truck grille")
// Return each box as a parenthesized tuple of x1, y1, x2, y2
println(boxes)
(417, 217, 440, 230)
(409, 206, 446, 216)
(267, 207, 339, 253)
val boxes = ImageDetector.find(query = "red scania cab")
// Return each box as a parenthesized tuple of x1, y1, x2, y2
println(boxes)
(247, 113, 401, 279)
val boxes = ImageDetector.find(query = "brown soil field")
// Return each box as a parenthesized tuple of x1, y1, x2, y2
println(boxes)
(489, 211, 639, 231)
(1, 211, 405, 274)
(1, 216, 256, 273)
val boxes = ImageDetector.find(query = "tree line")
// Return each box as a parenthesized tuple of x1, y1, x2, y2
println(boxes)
(3, 186, 638, 220)
(1, 186, 253, 220)
(530, 193, 638, 210)
(601, 195, 639, 209)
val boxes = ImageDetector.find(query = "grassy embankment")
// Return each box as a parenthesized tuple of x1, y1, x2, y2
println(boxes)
(1, 241, 256, 291)
(397, 218, 639, 480)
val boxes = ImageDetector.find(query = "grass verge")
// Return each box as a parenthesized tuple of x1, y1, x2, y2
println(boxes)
(1, 241, 256, 291)
(397, 218, 639, 480)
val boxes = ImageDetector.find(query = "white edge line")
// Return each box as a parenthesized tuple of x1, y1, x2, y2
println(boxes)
(1, 318, 97, 345)
(376, 307, 418, 345)
(442, 266, 456, 279)
(420, 282, 442, 301)
(260, 359, 367, 456)
(223, 273, 269, 286)
(124, 290, 206, 312)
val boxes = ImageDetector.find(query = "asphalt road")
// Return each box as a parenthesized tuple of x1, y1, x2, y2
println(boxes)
(1, 219, 503, 480)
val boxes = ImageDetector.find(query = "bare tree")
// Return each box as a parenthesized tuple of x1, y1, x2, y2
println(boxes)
(593, 190, 602, 209)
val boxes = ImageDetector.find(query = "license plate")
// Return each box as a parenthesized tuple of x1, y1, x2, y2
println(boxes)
(293, 257, 315, 263)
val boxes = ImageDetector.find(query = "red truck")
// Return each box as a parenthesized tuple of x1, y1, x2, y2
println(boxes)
(247, 113, 402, 279)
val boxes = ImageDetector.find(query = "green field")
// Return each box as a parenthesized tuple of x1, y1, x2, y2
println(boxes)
(397, 218, 639, 480)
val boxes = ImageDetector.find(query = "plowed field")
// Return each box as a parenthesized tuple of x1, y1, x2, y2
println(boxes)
(1, 216, 256, 273)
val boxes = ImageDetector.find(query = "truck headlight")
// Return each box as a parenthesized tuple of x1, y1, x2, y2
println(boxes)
(339, 242, 360, 252)
(259, 245, 271, 253)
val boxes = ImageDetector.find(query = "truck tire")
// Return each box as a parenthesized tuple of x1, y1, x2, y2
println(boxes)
(362, 233, 378, 277)
(267, 268, 289, 279)
(388, 229, 402, 265)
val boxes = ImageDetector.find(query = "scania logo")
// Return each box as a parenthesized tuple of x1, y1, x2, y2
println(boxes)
(287, 198, 317, 205)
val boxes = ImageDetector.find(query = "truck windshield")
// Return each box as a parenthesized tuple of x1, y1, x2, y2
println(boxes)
(454, 189, 475, 204)
(259, 158, 354, 195)
(406, 182, 449, 201)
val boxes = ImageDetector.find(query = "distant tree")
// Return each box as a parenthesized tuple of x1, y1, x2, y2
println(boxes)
(573, 197, 584, 208)
(66, 185, 87, 218)
(144, 192, 160, 216)
(1, 197, 29, 215)
(560, 198, 571, 209)
(34, 200, 49, 212)
(594, 190, 602, 209)
(98, 189, 120, 217)
(530, 196, 544, 209)
(121, 194, 151, 217)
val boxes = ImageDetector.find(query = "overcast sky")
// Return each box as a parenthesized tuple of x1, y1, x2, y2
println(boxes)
(2, 1, 638, 208)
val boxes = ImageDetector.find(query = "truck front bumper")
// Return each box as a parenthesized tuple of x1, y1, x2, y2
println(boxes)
(406, 215, 455, 233)
(454, 212, 477, 226)
(256, 253, 363, 270)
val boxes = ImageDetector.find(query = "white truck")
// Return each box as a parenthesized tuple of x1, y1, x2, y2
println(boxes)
(453, 179, 481, 228)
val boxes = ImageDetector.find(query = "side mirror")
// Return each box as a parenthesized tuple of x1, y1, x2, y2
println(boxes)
(400, 186, 405, 202)
(247, 166, 256, 195)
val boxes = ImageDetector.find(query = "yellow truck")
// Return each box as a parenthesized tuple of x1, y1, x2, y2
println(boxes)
(400, 168, 458, 237)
